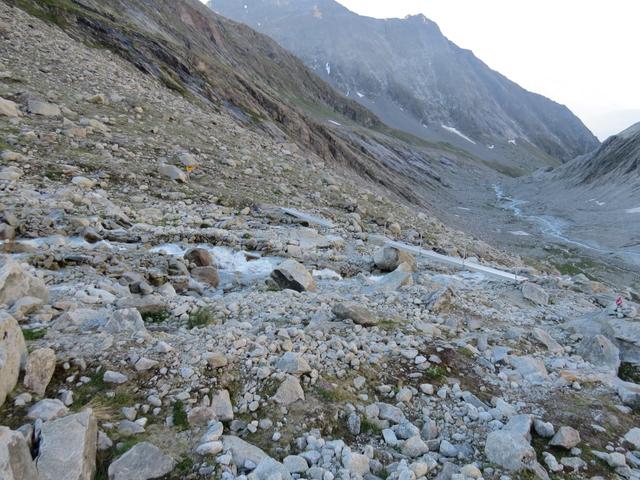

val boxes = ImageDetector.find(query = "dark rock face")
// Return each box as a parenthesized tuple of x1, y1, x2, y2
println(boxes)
(210, 0, 599, 162)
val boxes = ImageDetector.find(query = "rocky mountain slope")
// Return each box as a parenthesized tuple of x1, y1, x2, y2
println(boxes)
(210, 0, 600, 170)
(1, 2, 640, 480)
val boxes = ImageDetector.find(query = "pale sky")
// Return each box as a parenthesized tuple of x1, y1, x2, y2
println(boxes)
(336, 0, 640, 139)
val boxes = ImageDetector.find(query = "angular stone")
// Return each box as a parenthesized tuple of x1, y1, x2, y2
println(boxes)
(401, 435, 429, 457)
(276, 352, 311, 375)
(23, 348, 56, 396)
(252, 457, 292, 480)
(485, 430, 536, 471)
(103, 371, 128, 384)
(367, 262, 414, 293)
(222, 435, 268, 467)
(332, 302, 377, 326)
(376, 402, 405, 423)
(158, 164, 187, 183)
(342, 450, 369, 476)
(0, 97, 20, 117)
(26, 399, 68, 421)
(210, 390, 234, 421)
(533, 328, 563, 353)
(509, 356, 549, 384)
(272, 376, 304, 405)
(0, 426, 37, 480)
(103, 308, 147, 334)
(522, 283, 549, 306)
(271, 260, 316, 292)
(27, 100, 60, 117)
(283, 455, 308, 474)
(0, 312, 26, 407)
(0, 258, 48, 309)
(577, 335, 620, 371)
(108, 442, 174, 480)
(549, 426, 581, 449)
(624, 427, 640, 450)
(205, 351, 228, 369)
(373, 246, 416, 272)
(36, 410, 97, 480)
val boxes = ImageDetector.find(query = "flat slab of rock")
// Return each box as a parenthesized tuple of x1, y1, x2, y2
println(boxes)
(0, 97, 20, 117)
(0, 258, 49, 309)
(366, 263, 413, 293)
(0, 312, 26, 407)
(332, 302, 377, 326)
(36, 410, 97, 480)
(222, 435, 269, 467)
(272, 376, 304, 405)
(27, 99, 60, 117)
(271, 259, 316, 292)
(27, 399, 68, 421)
(522, 282, 549, 306)
(485, 429, 536, 471)
(108, 442, 174, 480)
(0, 426, 37, 479)
(549, 426, 581, 449)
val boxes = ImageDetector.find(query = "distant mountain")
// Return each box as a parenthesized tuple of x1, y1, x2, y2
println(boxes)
(209, 0, 599, 164)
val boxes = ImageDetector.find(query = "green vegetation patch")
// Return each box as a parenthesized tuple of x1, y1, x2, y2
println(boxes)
(187, 307, 215, 329)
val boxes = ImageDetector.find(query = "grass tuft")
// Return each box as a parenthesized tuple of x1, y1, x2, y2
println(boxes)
(187, 307, 214, 329)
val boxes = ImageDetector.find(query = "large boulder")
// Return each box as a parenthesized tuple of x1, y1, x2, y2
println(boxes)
(158, 164, 187, 183)
(0, 258, 48, 309)
(222, 436, 268, 468)
(23, 348, 56, 396)
(366, 262, 414, 293)
(36, 410, 97, 480)
(210, 390, 234, 421)
(272, 376, 304, 405)
(184, 248, 214, 267)
(0, 312, 27, 407)
(276, 352, 311, 375)
(0, 97, 20, 117)
(0, 426, 37, 480)
(521, 283, 549, 306)
(373, 246, 417, 272)
(271, 260, 316, 292)
(26, 99, 61, 117)
(577, 335, 620, 372)
(190, 266, 220, 288)
(108, 442, 174, 480)
(332, 302, 377, 326)
(485, 430, 536, 471)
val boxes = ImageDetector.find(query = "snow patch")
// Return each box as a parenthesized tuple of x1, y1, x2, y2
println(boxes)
(626, 207, 640, 214)
(488, 145, 495, 150)
(441, 125, 476, 145)
(509, 231, 531, 236)
(325, 62, 331, 75)
(508, 139, 517, 145)
(356, 91, 365, 98)
(328, 120, 341, 126)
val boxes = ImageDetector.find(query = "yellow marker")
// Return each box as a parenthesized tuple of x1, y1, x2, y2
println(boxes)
(186, 166, 195, 173)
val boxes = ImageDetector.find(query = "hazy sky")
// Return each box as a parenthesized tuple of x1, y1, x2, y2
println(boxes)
(335, 0, 640, 139)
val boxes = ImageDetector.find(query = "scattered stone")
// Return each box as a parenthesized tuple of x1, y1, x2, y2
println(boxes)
(26, 399, 68, 421)
(271, 260, 316, 292)
(108, 442, 174, 480)
(624, 427, 640, 450)
(0, 312, 26, 407)
(27, 99, 61, 116)
(23, 348, 56, 396)
(276, 352, 311, 375)
(0, 97, 20, 117)
(485, 430, 536, 471)
(332, 302, 377, 326)
(36, 410, 97, 480)
(210, 390, 234, 421)
(272, 376, 304, 405)
(104, 371, 128, 384)
(0, 426, 37, 479)
(522, 282, 549, 306)
(0, 258, 49, 308)
(373, 246, 416, 272)
(158, 164, 187, 183)
(549, 426, 581, 449)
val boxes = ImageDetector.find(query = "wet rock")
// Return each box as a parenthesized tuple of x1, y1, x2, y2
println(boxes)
(26, 99, 60, 117)
(191, 266, 220, 288)
(0, 312, 26, 407)
(0, 258, 49, 308)
(108, 442, 174, 480)
(272, 376, 304, 405)
(23, 348, 56, 396)
(184, 248, 214, 267)
(549, 426, 581, 449)
(0, 426, 37, 479)
(485, 430, 536, 471)
(577, 334, 620, 371)
(36, 410, 97, 480)
(0, 97, 20, 117)
(373, 246, 416, 272)
(522, 282, 549, 306)
(271, 259, 316, 292)
(332, 302, 377, 326)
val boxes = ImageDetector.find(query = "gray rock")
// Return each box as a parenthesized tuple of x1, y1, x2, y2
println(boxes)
(276, 352, 311, 375)
(367, 262, 414, 293)
(103, 371, 128, 384)
(116, 420, 144, 436)
(332, 302, 377, 326)
(23, 348, 56, 396)
(0, 258, 48, 308)
(191, 266, 220, 288)
(485, 430, 536, 471)
(108, 442, 174, 480)
(532, 327, 563, 353)
(272, 376, 304, 405)
(439, 439, 458, 457)
(27, 100, 60, 117)
(250, 456, 292, 480)
(0, 312, 26, 407)
(376, 402, 405, 423)
(509, 356, 549, 384)
(373, 246, 416, 272)
(283, 455, 309, 474)
(549, 426, 581, 449)
(0, 97, 20, 117)
(504, 414, 533, 442)
(522, 282, 549, 306)
(577, 335, 620, 371)
(26, 399, 68, 421)
(271, 259, 316, 292)
(624, 427, 640, 450)
(36, 410, 97, 480)
(347, 412, 361, 435)
(0, 426, 37, 480)
(533, 419, 555, 438)
(158, 164, 187, 183)
(103, 309, 147, 334)
(222, 435, 268, 467)
(210, 390, 234, 421)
